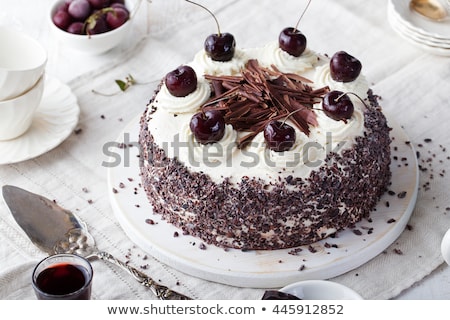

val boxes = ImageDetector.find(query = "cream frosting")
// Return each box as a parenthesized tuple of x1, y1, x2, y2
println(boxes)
(157, 78, 211, 114)
(314, 63, 369, 100)
(179, 123, 238, 166)
(191, 49, 248, 76)
(147, 45, 369, 184)
(257, 41, 319, 74)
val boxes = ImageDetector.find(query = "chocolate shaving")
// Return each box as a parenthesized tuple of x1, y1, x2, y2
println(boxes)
(201, 59, 329, 147)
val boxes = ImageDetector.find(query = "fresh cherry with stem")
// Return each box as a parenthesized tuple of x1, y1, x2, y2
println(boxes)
(186, 0, 236, 61)
(264, 120, 296, 152)
(322, 90, 355, 121)
(278, 0, 312, 57)
(190, 110, 226, 144)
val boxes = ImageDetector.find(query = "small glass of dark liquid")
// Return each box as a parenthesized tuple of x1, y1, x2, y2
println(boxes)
(32, 253, 93, 300)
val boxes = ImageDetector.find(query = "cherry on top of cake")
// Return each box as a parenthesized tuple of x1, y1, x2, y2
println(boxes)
(278, 0, 312, 57)
(162, 56, 363, 153)
(186, 0, 236, 62)
(162, 1, 365, 152)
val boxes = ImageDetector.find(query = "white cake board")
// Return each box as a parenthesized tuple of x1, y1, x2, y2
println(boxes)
(107, 113, 418, 288)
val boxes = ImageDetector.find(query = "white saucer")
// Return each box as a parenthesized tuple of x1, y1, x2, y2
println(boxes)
(390, 0, 450, 40)
(388, 11, 450, 55)
(0, 76, 79, 165)
(107, 113, 418, 288)
(388, 1, 450, 56)
(280, 280, 363, 300)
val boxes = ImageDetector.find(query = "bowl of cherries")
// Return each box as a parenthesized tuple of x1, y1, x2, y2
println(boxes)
(50, 0, 133, 54)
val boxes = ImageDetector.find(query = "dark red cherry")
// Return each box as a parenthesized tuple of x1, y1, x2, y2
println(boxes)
(264, 120, 296, 152)
(205, 32, 236, 62)
(329, 51, 362, 83)
(106, 6, 129, 29)
(68, 0, 91, 21)
(322, 91, 354, 121)
(190, 110, 226, 144)
(53, 10, 72, 30)
(67, 22, 84, 34)
(278, 27, 307, 57)
(85, 14, 109, 35)
(165, 65, 198, 97)
(87, 0, 110, 9)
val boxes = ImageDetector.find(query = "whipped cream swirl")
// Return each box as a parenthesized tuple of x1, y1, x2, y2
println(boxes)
(178, 123, 238, 167)
(157, 78, 211, 114)
(314, 64, 369, 99)
(314, 100, 365, 148)
(192, 49, 248, 76)
(258, 42, 319, 74)
(248, 128, 326, 176)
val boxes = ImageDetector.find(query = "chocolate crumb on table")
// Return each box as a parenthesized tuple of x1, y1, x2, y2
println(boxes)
(397, 191, 407, 199)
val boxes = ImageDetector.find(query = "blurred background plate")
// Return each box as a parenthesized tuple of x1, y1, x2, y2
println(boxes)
(388, 0, 450, 55)
(390, 0, 450, 40)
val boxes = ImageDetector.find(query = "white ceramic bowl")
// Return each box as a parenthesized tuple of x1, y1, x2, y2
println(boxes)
(49, 0, 133, 55)
(280, 280, 363, 300)
(0, 74, 45, 141)
(0, 27, 47, 101)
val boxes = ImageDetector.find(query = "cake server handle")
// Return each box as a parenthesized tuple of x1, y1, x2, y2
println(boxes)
(96, 251, 192, 300)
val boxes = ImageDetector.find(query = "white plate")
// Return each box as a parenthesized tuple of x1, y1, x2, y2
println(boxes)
(0, 76, 80, 165)
(389, 4, 450, 47)
(280, 280, 363, 300)
(390, 0, 450, 40)
(388, 4, 450, 55)
(107, 113, 418, 288)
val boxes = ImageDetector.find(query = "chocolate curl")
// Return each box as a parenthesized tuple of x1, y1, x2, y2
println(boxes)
(203, 59, 329, 147)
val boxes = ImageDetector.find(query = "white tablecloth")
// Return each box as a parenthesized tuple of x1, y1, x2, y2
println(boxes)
(1, 0, 450, 300)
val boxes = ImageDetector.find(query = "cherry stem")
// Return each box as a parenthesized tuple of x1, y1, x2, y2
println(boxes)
(186, 0, 221, 36)
(294, 0, 312, 31)
(336, 91, 369, 108)
(281, 105, 308, 125)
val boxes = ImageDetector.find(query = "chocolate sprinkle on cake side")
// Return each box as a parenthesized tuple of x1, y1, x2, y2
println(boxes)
(139, 85, 392, 250)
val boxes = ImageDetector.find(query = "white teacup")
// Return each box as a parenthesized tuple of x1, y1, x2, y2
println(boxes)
(0, 74, 44, 141)
(0, 26, 47, 101)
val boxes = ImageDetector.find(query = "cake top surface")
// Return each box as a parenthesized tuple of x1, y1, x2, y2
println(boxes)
(145, 42, 371, 184)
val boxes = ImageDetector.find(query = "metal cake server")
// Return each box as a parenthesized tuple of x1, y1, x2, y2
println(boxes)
(1, 185, 191, 300)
